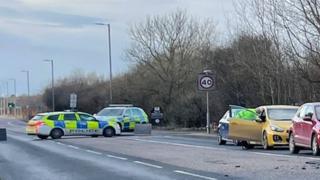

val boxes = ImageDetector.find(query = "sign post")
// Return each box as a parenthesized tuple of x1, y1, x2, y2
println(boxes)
(70, 93, 77, 111)
(198, 70, 215, 134)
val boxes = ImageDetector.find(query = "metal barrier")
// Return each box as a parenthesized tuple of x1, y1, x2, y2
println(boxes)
(134, 124, 152, 135)
(0, 128, 7, 141)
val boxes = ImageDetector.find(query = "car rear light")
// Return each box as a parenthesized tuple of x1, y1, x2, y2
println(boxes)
(35, 121, 44, 126)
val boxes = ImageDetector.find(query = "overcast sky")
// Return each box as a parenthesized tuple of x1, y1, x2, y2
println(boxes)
(0, 0, 236, 96)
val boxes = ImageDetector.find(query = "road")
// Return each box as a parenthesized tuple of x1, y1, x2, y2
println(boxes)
(1, 119, 320, 180)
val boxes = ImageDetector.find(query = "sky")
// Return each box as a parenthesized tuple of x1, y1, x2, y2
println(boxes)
(0, 0, 236, 96)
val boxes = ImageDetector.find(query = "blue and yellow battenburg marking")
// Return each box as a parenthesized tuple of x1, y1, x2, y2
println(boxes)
(26, 112, 119, 136)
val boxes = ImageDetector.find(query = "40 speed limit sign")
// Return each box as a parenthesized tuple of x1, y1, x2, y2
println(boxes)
(198, 73, 215, 91)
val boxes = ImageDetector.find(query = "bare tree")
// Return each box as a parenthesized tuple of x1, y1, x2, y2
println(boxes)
(126, 10, 216, 125)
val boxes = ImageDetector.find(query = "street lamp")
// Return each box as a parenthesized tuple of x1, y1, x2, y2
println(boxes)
(44, 59, 55, 111)
(95, 22, 113, 104)
(8, 78, 17, 116)
(0, 81, 9, 115)
(21, 70, 30, 118)
(21, 70, 30, 97)
(5, 81, 8, 115)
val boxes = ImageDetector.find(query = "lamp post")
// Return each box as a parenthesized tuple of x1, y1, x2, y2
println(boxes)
(21, 70, 30, 97)
(95, 22, 113, 104)
(44, 59, 55, 111)
(0, 86, 3, 116)
(8, 79, 16, 116)
(0, 82, 8, 116)
(22, 70, 30, 118)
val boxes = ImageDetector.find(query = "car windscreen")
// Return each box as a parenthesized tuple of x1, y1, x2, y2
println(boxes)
(32, 115, 44, 120)
(268, 108, 298, 121)
(97, 108, 124, 116)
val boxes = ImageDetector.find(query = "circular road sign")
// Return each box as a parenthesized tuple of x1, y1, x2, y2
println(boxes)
(200, 76, 214, 89)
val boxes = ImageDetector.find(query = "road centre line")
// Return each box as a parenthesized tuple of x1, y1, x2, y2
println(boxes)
(67, 145, 80, 150)
(133, 161, 163, 169)
(107, 154, 128, 160)
(132, 138, 222, 150)
(174, 170, 217, 180)
(85, 150, 102, 155)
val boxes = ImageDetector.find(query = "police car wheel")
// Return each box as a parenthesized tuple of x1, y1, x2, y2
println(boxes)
(103, 127, 115, 137)
(37, 135, 48, 140)
(50, 129, 63, 139)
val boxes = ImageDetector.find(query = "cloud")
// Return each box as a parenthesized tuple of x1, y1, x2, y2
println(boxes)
(0, 0, 236, 95)
(0, 5, 105, 29)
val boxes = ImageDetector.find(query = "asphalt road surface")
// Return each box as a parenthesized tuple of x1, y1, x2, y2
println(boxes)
(1, 118, 320, 180)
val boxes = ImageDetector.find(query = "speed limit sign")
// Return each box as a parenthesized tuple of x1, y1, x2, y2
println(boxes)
(198, 73, 215, 91)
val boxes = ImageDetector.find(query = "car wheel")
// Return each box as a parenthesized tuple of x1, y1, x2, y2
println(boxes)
(50, 129, 63, 139)
(242, 141, 254, 150)
(289, 133, 300, 154)
(217, 131, 226, 145)
(312, 135, 320, 156)
(262, 132, 273, 150)
(103, 127, 115, 137)
(91, 135, 99, 138)
(37, 135, 48, 140)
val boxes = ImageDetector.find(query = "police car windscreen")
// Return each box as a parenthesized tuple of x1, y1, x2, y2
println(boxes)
(97, 108, 124, 116)
(32, 115, 44, 121)
(268, 108, 298, 121)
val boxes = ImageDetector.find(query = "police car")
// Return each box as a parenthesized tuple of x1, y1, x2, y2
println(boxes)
(94, 104, 149, 132)
(26, 111, 121, 139)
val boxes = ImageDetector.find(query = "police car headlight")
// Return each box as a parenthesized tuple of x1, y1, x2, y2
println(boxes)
(270, 125, 284, 132)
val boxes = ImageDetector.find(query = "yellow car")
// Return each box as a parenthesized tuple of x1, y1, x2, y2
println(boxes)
(228, 105, 299, 149)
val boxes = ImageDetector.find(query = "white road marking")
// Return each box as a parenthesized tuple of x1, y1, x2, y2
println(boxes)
(163, 136, 173, 138)
(133, 138, 320, 161)
(133, 161, 163, 169)
(68, 145, 80, 150)
(7, 122, 16, 127)
(132, 138, 222, 151)
(253, 152, 320, 160)
(107, 154, 128, 160)
(7, 121, 25, 127)
(85, 150, 102, 155)
(174, 170, 217, 180)
(56, 142, 66, 146)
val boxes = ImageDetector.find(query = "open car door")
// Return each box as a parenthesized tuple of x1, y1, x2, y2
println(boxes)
(228, 108, 261, 141)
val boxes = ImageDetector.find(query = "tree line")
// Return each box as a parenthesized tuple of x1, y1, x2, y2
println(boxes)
(43, 1, 320, 128)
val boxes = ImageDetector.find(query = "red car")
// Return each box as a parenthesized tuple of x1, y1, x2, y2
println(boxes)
(289, 102, 320, 156)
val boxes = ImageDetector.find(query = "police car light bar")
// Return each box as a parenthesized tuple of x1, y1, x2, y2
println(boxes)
(109, 104, 133, 107)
